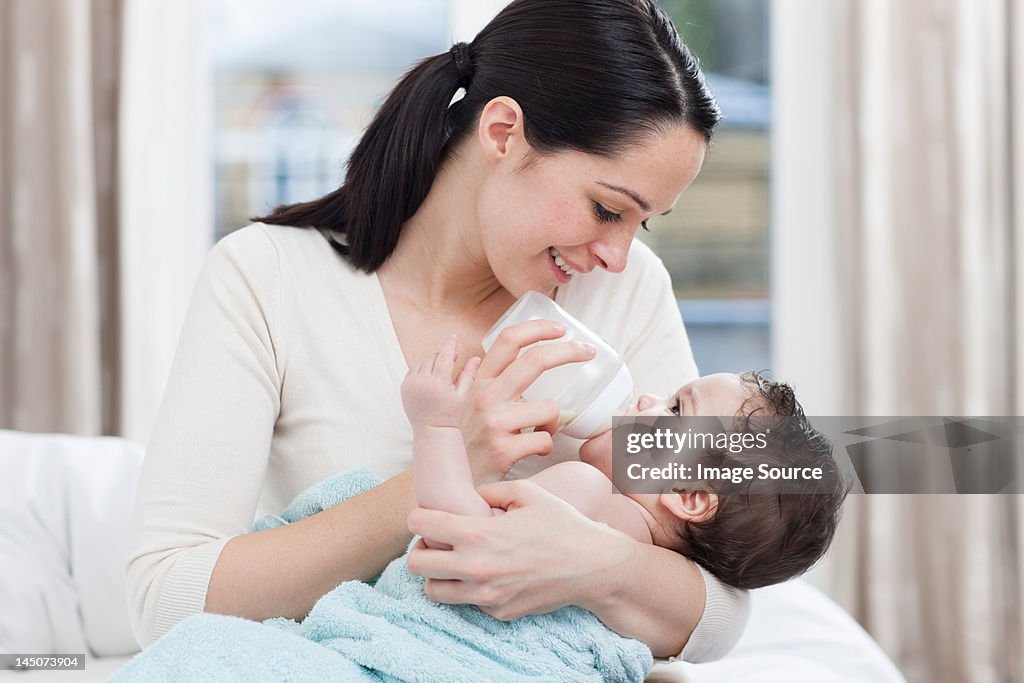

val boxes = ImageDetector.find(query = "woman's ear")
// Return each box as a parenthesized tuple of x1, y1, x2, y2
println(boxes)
(659, 490, 719, 524)
(477, 96, 527, 160)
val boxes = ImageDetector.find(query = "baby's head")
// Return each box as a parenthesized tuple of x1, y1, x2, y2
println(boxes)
(581, 372, 848, 590)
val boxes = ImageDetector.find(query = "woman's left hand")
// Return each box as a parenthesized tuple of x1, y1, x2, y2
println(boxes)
(405, 478, 634, 620)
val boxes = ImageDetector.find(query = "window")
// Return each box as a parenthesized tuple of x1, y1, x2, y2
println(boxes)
(653, 0, 771, 374)
(210, 0, 450, 240)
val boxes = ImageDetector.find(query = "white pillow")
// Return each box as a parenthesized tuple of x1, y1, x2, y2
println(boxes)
(0, 430, 144, 657)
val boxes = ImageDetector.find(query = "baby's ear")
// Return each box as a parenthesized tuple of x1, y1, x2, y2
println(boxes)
(659, 490, 718, 523)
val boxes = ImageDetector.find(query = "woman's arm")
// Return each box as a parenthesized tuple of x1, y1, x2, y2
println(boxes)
(576, 531, 705, 657)
(206, 471, 418, 619)
(125, 228, 424, 644)
(406, 480, 704, 658)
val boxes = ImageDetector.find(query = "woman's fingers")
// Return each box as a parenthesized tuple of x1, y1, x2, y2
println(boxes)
(511, 397, 560, 433)
(404, 539, 467, 580)
(491, 341, 596, 399)
(407, 508, 481, 547)
(473, 398, 559, 440)
(477, 319, 568, 380)
(405, 481, 596, 617)
(476, 479, 550, 512)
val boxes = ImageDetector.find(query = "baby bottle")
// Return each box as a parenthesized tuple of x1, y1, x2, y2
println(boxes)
(482, 291, 634, 439)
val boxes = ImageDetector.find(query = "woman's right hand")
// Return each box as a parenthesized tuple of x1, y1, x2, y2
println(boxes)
(462, 319, 597, 483)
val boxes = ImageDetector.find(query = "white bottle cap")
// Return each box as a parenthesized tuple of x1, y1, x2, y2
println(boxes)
(562, 363, 634, 439)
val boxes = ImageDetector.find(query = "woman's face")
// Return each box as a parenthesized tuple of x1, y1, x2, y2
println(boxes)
(474, 119, 707, 297)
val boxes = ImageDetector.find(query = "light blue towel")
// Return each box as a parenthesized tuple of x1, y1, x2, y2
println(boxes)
(113, 468, 653, 682)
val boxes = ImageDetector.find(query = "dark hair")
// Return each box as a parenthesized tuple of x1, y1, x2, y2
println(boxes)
(673, 372, 850, 590)
(253, 0, 721, 272)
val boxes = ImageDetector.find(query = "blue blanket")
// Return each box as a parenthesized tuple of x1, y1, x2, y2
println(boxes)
(113, 468, 653, 682)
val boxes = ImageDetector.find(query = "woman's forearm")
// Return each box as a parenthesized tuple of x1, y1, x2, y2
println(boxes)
(580, 540, 705, 658)
(205, 469, 417, 622)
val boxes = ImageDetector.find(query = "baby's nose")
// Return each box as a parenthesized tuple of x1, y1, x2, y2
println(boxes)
(636, 394, 658, 412)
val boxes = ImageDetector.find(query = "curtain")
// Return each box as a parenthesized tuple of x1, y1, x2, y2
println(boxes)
(0, 0, 210, 442)
(773, 1, 1023, 681)
(118, 0, 211, 443)
(0, 0, 122, 435)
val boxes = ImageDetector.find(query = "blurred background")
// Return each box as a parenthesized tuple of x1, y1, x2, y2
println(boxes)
(1, 1, 1021, 681)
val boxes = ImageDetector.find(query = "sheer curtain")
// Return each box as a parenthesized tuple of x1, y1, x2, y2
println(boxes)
(119, 0, 212, 443)
(774, 1, 1023, 681)
(0, 0, 210, 442)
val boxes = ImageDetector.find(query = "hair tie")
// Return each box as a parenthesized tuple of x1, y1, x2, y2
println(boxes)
(449, 42, 473, 88)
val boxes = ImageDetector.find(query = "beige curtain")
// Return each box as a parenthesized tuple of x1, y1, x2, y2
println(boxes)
(0, 0, 210, 441)
(0, 0, 123, 435)
(774, 1, 1024, 682)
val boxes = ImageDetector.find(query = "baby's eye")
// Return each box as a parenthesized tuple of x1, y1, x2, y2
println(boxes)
(670, 398, 682, 415)
(592, 201, 622, 224)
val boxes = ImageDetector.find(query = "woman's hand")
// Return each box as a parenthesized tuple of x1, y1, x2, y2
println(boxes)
(461, 319, 596, 483)
(405, 479, 635, 620)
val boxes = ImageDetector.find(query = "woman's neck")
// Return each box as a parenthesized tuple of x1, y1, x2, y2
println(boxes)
(377, 157, 506, 315)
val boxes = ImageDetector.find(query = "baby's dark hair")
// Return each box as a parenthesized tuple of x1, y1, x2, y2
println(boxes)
(671, 372, 849, 590)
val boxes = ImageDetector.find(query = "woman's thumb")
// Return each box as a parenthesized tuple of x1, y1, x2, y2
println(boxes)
(476, 479, 544, 511)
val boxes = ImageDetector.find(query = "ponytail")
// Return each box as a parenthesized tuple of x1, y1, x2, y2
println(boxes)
(254, 47, 471, 272)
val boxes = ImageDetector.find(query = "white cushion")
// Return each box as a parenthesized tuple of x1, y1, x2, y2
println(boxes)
(0, 430, 144, 657)
(650, 579, 905, 682)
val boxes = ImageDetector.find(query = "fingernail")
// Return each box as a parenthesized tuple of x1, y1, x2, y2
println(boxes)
(575, 341, 596, 355)
(551, 321, 566, 332)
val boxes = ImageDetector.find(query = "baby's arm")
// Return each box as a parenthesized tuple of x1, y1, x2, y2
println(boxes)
(401, 335, 489, 549)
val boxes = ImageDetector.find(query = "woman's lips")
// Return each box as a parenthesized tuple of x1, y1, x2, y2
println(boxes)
(549, 249, 572, 283)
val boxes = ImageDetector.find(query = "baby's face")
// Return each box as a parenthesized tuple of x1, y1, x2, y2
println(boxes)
(579, 373, 752, 469)
(628, 372, 752, 419)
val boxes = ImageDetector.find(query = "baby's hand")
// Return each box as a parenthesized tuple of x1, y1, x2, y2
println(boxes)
(401, 334, 481, 430)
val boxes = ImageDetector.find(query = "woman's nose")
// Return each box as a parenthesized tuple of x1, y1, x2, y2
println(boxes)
(589, 234, 631, 273)
(636, 394, 658, 412)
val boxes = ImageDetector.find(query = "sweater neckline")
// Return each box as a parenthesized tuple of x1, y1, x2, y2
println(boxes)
(366, 271, 575, 390)
(367, 272, 412, 388)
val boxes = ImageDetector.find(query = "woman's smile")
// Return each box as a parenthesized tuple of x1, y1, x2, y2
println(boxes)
(548, 246, 574, 283)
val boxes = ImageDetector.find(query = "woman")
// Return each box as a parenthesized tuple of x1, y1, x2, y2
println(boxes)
(126, 0, 748, 663)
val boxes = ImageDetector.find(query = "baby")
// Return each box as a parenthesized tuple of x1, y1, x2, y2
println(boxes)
(402, 334, 848, 590)
(115, 336, 848, 682)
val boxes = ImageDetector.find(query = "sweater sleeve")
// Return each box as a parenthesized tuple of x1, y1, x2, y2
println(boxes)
(677, 565, 751, 662)
(124, 226, 283, 647)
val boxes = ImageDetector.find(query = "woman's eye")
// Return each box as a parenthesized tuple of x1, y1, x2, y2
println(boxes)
(592, 201, 651, 232)
(592, 201, 622, 224)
